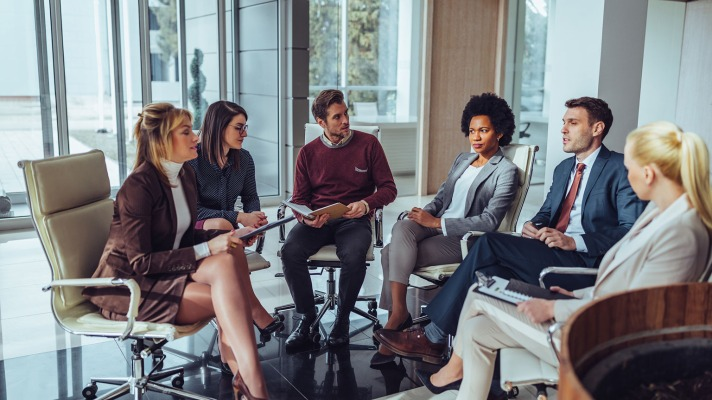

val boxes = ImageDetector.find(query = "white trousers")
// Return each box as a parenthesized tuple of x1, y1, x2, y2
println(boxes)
(452, 283, 560, 400)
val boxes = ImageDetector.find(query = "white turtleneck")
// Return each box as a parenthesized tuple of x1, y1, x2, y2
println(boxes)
(160, 160, 211, 260)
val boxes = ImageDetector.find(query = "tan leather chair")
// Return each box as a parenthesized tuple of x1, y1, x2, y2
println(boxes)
(21, 150, 213, 400)
(274, 123, 385, 343)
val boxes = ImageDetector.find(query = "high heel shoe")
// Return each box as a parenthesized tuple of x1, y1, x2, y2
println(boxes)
(232, 371, 268, 400)
(255, 315, 285, 336)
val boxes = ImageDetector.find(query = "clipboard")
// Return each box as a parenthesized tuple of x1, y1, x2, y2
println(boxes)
(473, 272, 575, 305)
(237, 215, 296, 240)
(282, 200, 350, 220)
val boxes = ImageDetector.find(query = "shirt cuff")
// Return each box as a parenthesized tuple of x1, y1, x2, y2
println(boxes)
(440, 218, 448, 236)
(360, 200, 370, 214)
(572, 235, 588, 252)
(193, 242, 211, 260)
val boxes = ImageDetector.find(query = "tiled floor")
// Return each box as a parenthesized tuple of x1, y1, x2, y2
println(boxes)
(0, 189, 556, 400)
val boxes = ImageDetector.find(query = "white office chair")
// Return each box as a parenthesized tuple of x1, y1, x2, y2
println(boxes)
(274, 123, 385, 344)
(20, 150, 213, 400)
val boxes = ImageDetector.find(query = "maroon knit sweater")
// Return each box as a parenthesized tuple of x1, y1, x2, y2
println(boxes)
(292, 130, 397, 211)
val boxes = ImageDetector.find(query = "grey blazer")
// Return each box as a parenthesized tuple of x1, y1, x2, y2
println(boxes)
(422, 148, 519, 238)
(554, 197, 710, 321)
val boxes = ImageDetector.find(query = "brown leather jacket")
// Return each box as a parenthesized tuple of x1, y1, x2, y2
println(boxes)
(83, 162, 214, 323)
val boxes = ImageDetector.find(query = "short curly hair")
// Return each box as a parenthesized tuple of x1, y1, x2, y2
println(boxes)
(460, 93, 515, 146)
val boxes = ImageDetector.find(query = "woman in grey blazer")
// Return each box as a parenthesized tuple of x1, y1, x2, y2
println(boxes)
(372, 93, 519, 365)
(423, 121, 712, 398)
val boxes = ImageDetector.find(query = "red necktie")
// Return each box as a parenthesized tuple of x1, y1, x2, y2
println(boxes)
(555, 163, 586, 233)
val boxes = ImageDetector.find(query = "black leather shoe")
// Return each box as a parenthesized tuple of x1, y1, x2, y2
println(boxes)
(369, 351, 396, 367)
(285, 315, 319, 353)
(327, 313, 351, 347)
(415, 369, 462, 394)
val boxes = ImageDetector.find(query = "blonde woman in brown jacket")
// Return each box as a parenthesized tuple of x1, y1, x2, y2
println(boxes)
(83, 103, 268, 400)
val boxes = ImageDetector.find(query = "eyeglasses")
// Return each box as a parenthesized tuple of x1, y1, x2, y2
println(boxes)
(232, 124, 248, 134)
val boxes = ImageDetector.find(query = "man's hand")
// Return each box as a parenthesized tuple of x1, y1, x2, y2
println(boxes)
(517, 299, 556, 323)
(408, 207, 440, 229)
(237, 211, 268, 228)
(536, 227, 576, 250)
(522, 221, 542, 238)
(299, 213, 329, 228)
(343, 201, 368, 219)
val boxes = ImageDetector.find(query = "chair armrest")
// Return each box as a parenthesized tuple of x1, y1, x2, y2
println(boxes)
(277, 203, 288, 243)
(255, 235, 265, 253)
(547, 321, 564, 362)
(42, 277, 141, 341)
(460, 231, 522, 258)
(538, 266, 598, 288)
(374, 207, 384, 247)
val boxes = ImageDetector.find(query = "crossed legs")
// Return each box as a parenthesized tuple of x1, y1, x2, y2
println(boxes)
(198, 217, 275, 329)
(175, 250, 267, 398)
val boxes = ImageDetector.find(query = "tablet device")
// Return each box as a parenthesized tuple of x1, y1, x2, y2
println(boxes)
(237, 215, 296, 240)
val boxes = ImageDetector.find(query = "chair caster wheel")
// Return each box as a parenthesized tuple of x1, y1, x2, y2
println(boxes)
(171, 375, 184, 388)
(82, 383, 98, 399)
(368, 300, 377, 312)
(507, 386, 519, 398)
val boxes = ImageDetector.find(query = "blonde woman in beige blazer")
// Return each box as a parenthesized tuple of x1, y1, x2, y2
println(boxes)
(420, 121, 712, 399)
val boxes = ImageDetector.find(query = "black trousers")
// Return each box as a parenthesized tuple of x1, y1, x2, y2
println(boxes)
(425, 232, 599, 335)
(280, 216, 372, 316)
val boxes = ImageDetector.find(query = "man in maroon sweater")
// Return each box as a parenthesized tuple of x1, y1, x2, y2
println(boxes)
(282, 89, 397, 351)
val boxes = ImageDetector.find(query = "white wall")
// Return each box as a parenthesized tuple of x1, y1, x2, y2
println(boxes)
(637, 0, 685, 126)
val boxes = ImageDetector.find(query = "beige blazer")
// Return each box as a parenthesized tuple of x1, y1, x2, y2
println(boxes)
(554, 195, 710, 321)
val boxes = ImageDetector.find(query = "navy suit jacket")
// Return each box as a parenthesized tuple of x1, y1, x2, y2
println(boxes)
(530, 145, 645, 263)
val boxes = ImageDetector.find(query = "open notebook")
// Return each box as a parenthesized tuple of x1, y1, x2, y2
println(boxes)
(474, 272, 574, 305)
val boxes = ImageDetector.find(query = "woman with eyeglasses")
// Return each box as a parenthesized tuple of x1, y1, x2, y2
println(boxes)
(187, 101, 284, 357)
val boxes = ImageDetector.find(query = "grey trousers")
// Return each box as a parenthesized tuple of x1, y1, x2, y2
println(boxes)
(378, 219, 462, 310)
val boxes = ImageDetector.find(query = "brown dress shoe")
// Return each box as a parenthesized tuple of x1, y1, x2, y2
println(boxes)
(374, 327, 445, 364)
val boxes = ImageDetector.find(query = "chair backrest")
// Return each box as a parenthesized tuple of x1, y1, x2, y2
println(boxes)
(701, 234, 712, 282)
(304, 123, 381, 143)
(498, 144, 539, 232)
(21, 150, 113, 318)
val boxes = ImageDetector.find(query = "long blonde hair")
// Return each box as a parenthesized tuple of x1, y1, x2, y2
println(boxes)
(133, 103, 193, 184)
(627, 121, 712, 230)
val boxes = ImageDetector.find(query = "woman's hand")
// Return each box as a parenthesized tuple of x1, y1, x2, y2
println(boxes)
(207, 231, 243, 255)
(237, 211, 268, 228)
(408, 207, 441, 229)
(517, 299, 556, 324)
(232, 227, 259, 247)
(550, 286, 576, 297)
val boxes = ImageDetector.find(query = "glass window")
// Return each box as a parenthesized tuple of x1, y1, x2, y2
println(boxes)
(0, 0, 49, 219)
(309, 0, 400, 118)
(149, 0, 182, 105)
(513, 0, 553, 185)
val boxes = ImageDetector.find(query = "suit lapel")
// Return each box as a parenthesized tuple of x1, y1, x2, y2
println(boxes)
(441, 153, 478, 212)
(582, 146, 610, 209)
(595, 205, 657, 284)
(464, 152, 502, 207)
(550, 157, 576, 222)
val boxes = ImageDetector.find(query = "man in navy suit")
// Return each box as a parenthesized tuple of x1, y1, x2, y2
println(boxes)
(376, 97, 646, 363)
